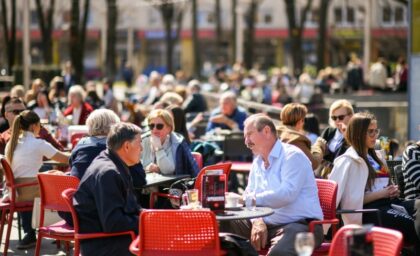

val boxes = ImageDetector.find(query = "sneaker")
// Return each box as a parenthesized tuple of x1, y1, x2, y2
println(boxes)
(16, 233, 37, 250)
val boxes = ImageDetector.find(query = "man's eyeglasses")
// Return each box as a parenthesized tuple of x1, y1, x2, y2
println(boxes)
(367, 128, 380, 137)
(7, 109, 25, 115)
(148, 123, 165, 130)
(331, 114, 348, 121)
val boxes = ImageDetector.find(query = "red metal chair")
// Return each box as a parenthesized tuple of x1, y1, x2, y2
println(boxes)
(309, 179, 340, 255)
(191, 152, 203, 170)
(329, 225, 403, 256)
(70, 132, 86, 149)
(61, 188, 135, 256)
(129, 209, 221, 256)
(0, 156, 38, 256)
(34, 173, 80, 256)
(258, 179, 339, 256)
(149, 162, 232, 208)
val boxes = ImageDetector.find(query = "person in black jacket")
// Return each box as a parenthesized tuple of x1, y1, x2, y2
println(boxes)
(182, 79, 207, 114)
(317, 99, 354, 177)
(74, 123, 143, 256)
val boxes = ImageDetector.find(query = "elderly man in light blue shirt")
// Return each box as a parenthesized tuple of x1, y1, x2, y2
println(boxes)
(221, 114, 323, 255)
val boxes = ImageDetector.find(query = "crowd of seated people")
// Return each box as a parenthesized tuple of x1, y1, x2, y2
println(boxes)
(0, 63, 419, 255)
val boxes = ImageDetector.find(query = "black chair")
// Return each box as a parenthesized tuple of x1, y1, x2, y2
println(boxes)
(222, 132, 252, 162)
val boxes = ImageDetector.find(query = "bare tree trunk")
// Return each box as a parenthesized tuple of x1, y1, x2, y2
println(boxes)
(1, 0, 16, 72)
(244, 0, 258, 69)
(70, 0, 90, 84)
(231, 0, 237, 63)
(192, 0, 200, 77)
(106, 0, 117, 78)
(316, 0, 330, 72)
(215, 0, 222, 58)
(35, 0, 55, 64)
(284, 0, 312, 76)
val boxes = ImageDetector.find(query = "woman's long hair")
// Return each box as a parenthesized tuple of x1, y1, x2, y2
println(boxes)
(345, 112, 388, 190)
(166, 105, 191, 144)
(7, 110, 40, 163)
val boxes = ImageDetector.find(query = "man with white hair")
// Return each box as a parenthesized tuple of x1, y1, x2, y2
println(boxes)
(206, 91, 247, 132)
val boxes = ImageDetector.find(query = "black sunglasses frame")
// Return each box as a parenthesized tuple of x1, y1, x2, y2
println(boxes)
(149, 123, 165, 130)
(331, 114, 348, 121)
(7, 109, 25, 115)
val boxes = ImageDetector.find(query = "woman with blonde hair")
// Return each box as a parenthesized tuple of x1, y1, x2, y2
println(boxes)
(329, 112, 419, 245)
(141, 109, 199, 176)
(5, 110, 69, 249)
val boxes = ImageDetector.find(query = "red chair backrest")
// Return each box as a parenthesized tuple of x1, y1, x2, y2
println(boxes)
(62, 188, 79, 232)
(316, 179, 338, 220)
(1, 156, 18, 202)
(191, 152, 203, 170)
(37, 174, 80, 226)
(329, 225, 403, 256)
(70, 132, 86, 149)
(139, 209, 220, 255)
(194, 162, 232, 200)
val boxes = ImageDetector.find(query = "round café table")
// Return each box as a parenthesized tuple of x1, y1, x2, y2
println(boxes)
(215, 207, 274, 221)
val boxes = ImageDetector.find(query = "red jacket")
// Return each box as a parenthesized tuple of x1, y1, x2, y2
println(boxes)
(63, 102, 93, 125)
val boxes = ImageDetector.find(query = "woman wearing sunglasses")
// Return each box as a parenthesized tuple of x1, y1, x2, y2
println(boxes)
(316, 99, 354, 177)
(141, 109, 199, 177)
(329, 112, 419, 245)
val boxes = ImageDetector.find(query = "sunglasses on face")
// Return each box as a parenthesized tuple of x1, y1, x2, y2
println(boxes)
(7, 109, 25, 115)
(367, 128, 380, 137)
(331, 114, 348, 121)
(148, 123, 165, 130)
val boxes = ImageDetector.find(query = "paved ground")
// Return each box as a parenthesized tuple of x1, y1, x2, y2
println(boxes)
(0, 216, 68, 256)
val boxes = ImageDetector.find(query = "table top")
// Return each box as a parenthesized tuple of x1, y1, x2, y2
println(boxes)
(43, 160, 70, 167)
(143, 173, 191, 188)
(215, 206, 274, 221)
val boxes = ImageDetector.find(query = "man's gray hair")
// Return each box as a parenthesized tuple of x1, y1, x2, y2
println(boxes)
(107, 123, 142, 151)
(244, 114, 276, 135)
(86, 109, 120, 136)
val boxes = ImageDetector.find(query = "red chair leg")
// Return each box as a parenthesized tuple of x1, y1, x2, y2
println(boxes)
(0, 208, 8, 246)
(3, 209, 15, 256)
(74, 240, 80, 256)
(34, 233, 43, 256)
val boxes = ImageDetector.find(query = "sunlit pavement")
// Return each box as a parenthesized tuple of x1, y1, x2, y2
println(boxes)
(0, 216, 68, 256)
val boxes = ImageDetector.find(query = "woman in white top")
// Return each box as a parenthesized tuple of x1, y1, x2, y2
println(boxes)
(5, 110, 69, 248)
(329, 112, 419, 244)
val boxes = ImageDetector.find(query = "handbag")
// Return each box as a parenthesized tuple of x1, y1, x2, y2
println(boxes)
(31, 197, 63, 229)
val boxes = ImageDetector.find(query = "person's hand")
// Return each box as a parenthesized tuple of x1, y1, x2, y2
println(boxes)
(147, 163, 160, 173)
(388, 185, 400, 199)
(150, 135, 162, 151)
(382, 185, 400, 199)
(251, 218, 268, 251)
(209, 114, 228, 124)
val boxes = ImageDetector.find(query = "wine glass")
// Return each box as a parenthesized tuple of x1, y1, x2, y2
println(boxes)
(295, 232, 315, 256)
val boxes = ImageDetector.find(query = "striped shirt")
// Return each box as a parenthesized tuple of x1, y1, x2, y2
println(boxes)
(402, 144, 420, 199)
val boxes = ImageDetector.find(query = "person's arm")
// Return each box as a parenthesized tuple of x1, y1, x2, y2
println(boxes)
(403, 147, 420, 191)
(51, 151, 70, 164)
(95, 170, 139, 233)
(155, 148, 176, 175)
(255, 152, 311, 208)
(38, 127, 64, 151)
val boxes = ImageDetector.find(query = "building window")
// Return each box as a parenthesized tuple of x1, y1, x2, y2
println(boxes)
(264, 13, 272, 24)
(395, 6, 404, 23)
(207, 12, 215, 23)
(382, 6, 392, 23)
(347, 7, 354, 23)
(334, 7, 342, 23)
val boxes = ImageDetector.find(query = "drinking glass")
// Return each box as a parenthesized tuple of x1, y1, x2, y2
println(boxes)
(186, 189, 199, 208)
(295, 232, 315, 256)
(243, 189, 256, 211)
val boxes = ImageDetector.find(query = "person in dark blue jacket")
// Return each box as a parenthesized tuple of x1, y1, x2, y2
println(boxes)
(70, 109, 146, 188)
(142, 109, 199, 177)
(206, 91, 247, 132)
(74, 123, 143, 256)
